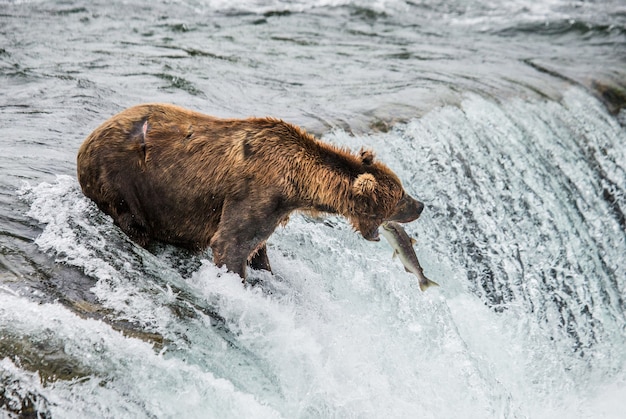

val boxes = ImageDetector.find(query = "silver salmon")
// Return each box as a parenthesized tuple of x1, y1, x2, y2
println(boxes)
(380, 221, 439, 291)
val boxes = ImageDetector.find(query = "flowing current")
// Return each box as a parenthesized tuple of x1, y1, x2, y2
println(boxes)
(1, 0, 625, 418)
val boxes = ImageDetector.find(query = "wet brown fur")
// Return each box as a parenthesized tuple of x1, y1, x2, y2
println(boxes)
(77, 103, 414, 279)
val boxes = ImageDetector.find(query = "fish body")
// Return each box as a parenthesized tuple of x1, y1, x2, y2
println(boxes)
(380, 221, 439, 291)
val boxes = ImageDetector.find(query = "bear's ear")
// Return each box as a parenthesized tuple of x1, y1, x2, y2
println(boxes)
(360, 148, 375, 165)
(353, 173, 377, 196)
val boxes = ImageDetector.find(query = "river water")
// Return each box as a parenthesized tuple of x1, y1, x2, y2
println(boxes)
(1, 0, 625, 418)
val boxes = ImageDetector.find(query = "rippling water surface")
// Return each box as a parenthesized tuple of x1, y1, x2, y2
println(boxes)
(1, 0, 625, 417)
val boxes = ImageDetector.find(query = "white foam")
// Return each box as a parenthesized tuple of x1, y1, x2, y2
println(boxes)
(0, 292, 281, 418)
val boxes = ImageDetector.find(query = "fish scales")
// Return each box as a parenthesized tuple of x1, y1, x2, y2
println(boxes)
(380, 221, 439, 291)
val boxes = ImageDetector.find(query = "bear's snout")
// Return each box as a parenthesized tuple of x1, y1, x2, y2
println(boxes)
(385, 194, 424, 224)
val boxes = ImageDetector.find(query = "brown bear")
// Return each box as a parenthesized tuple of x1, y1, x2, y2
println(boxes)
(77, 104, 424, 279)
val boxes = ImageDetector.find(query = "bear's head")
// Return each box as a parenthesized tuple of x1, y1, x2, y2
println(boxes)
(349, 149, 424, 241)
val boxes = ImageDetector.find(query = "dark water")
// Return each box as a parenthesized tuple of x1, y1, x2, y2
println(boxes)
(1, 0, 625, 417)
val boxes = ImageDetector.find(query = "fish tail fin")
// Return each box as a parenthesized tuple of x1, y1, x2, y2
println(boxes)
(419, 278, 440, 292)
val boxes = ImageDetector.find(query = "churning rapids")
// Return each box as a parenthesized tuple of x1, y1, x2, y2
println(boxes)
(1, 0, 625, 418)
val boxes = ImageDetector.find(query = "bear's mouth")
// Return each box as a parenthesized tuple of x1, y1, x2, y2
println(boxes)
(363, 227, 380, 242)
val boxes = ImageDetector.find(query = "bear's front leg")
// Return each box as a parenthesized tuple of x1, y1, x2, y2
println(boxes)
(210, 198, 284, 280)
(210, 235, 252, 279)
